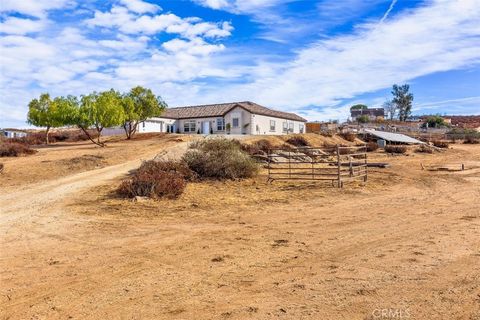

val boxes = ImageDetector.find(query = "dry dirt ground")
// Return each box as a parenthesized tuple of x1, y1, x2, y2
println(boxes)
(1, 134, 480, 320)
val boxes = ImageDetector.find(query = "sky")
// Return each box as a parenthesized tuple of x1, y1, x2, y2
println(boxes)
(1, 0, 479, 128)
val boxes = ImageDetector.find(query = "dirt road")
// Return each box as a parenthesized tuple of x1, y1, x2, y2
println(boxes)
(1, 141, 480, 319)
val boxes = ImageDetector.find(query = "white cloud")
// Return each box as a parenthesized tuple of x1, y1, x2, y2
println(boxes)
(0, 17, 47, 35)
(0, 0, 74, 18)
(85, 5, 233, 39)
(119, 0, 161, 14)
(193, 0, 292, 13)
(189, 0, 480, 119)
(2, 0, 480, 127)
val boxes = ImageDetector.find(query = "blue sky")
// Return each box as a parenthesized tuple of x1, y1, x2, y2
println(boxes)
(1, 0, 479, 128)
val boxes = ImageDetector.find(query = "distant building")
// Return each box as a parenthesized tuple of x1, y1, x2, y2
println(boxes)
(306, 121, 338, 133)
(350, 108, 385, 121)
(1, 128, 28, 139)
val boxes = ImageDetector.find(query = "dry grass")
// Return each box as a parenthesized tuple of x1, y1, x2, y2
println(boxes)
(384, 145, 407, 154)
(183, 138, 258, 180)
(285, 135, 310, 147)
(117, 160, 189, 199)
(0, 141, 37, 157)
(415, 144, 434, 154)
(464, 136, 480, 144)
(432, 140, 449, 148)
(340, 132, 357, 142)
(366, 141, 379, 152)
(2, 136, 480, 320)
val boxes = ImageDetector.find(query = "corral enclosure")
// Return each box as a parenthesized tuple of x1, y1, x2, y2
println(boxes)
(267, 145, 367, 187)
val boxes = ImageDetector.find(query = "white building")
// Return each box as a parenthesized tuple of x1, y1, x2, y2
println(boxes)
(138, 101, 307, 135)
(1, 129, 28, 139)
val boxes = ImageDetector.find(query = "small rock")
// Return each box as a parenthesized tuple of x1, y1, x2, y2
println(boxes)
(134, 196, 149, 202)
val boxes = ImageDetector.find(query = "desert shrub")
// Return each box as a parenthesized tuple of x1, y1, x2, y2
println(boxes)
(340, 132, 356, 142)
(117, 160, 188, 199)
(183, 138, 258, 180)
(464, 136, 480, 144)
(0, 163, 3, 173)
(0, 141, 37, 157)
(384, 145, 407, 154)
(415, 144, 434, 153)
(136, 160, 196, 181)
(366, 141, 379, 152)
(285, 136, 310, 147)
(432, 140, 449, 148)
(241, 139, 273, 156)
(10, 130, 99, 145)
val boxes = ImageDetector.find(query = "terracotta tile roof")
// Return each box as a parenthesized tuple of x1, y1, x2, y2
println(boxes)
(162, 101, 307, 122)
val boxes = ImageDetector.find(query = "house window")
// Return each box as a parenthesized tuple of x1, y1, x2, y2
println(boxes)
(270, 120, 276, 131)
(282, 121, 288, 132)
(142, 122, 145, 128)
(299, 124, 304, 133)
(289, 122, 294, 132)
(232, 117, 239, 128)
(216, 118, 225, 131)
(183, 120, 196, 133)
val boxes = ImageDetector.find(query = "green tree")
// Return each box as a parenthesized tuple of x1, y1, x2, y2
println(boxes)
(76, 89, 125, 147)
(357, 115, 370, 123)
(27, 93, 63, 144)
(53, 95, 79, 125)
(424, 115, 445, 128)
(391, 84, 414, 121)
(350, 104, 368, 111)
(122, 86, 167, 139)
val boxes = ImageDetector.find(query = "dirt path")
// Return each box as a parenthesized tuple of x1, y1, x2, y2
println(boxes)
(0, 141, 189, 215)
(1, 143, 480, 320)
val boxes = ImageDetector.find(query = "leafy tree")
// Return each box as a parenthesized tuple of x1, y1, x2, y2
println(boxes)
(350, 104, 368, 111)
(76, 89, 125, 147)
(391, 84, 414, 121)
(383, 99, 397, 120)
(424, 115, 445, 128)
(122, 86, 167, 139)
(53, 95, 79, 125)
(27, 93, 63, 144)
(357, 115, 370, 123)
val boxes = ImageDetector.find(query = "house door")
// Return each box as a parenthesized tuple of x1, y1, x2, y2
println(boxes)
(202, 121, 210, 134)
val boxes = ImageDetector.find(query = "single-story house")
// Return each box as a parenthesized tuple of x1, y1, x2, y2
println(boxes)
(1, 128, 28, 139)
(138, 101, 307, 135)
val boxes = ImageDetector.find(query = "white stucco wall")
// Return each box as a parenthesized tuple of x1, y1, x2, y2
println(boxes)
(250, 114, 305, 135)
(140, 110, 306, 135)
(2, 131, 27, 138)
(138, 118, 177, 133)
(223, 107, 252, 135)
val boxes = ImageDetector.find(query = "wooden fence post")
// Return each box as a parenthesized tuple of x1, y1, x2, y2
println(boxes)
(336, 145, 341, 188)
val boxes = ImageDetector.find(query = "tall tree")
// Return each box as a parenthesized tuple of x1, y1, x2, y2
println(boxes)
(76, 89, 125, 147)
(54, 95, 79, 125)
(383, 99, 397, 120)
(122, 86, 167, 139)
(350, 104, 368, 111)
(391, 84, 414, 121)
(27, 93, 63, 144)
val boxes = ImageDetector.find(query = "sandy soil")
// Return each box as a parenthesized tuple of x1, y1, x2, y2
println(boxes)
(1, 135, 479, 320)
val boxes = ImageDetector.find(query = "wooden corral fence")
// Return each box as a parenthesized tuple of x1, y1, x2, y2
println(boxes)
(267, 145, 367, 187)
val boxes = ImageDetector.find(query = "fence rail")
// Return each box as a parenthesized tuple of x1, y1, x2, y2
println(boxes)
(267, 145, 367, 187)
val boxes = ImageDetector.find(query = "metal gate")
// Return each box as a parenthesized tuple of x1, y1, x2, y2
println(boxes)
(267, 145, 367, 187)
